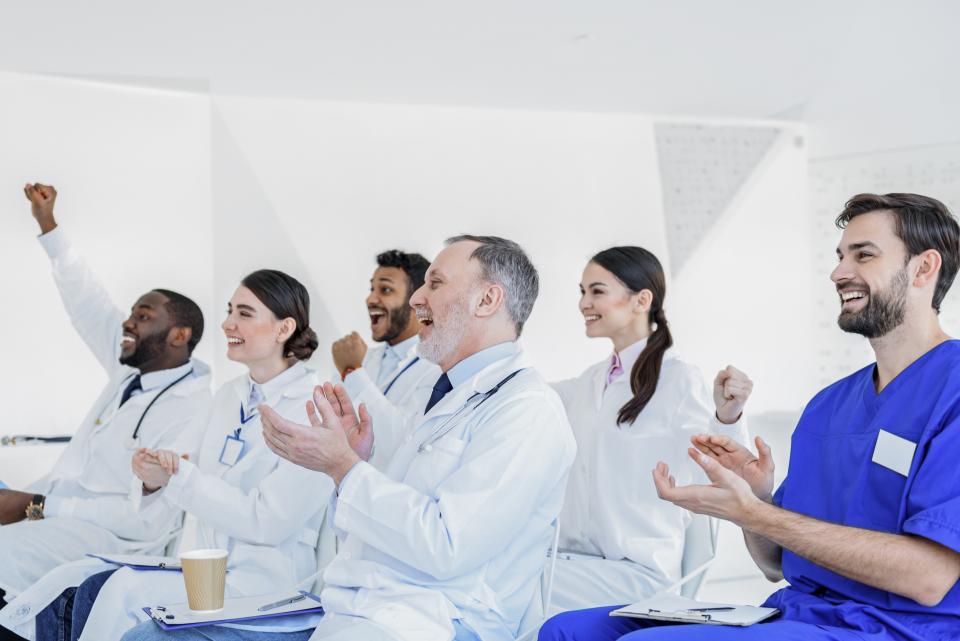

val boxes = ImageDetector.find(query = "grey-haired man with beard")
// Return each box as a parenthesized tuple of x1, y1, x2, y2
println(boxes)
(0, 184, 212, 617)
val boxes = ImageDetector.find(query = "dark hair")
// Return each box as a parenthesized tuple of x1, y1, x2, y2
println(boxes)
(591, 247, 673, 426)
(152, 288, 204, 354)
(376, 249, 430, 299)
(445, 234, 539, 335)
(836, 193, 960, 313)
(240, 269, 318, 360)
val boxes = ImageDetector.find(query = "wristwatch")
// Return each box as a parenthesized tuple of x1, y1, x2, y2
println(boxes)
(25, 494, 45, 521)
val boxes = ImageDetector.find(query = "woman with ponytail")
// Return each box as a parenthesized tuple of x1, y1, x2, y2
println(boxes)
(548, 247, 752, 613)
(25, 270, 334, 641)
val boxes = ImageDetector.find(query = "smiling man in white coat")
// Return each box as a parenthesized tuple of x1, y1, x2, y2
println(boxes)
(120, 235, 578, 641)
(0, 185, 212, 610)
(330, 249, 439, 468)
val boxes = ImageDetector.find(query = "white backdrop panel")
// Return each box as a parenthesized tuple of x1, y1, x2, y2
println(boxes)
(0, 72, 212, 439)
(211, 95, 668, 382)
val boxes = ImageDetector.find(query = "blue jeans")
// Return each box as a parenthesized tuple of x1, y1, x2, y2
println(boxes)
(36, 570, 116, 641)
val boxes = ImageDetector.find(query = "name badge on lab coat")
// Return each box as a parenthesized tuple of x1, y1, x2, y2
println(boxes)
(219, 434, 246, 466)
(871, 429, 917, 477)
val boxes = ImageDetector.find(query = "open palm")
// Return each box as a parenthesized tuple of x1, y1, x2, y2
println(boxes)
(691, 434, 774, 500)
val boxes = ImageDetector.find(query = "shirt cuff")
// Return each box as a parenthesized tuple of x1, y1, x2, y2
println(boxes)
(712, 412, 749, 442)
(43, 495, 77, 518)
(161, 457, 197, 507)
(37, 226, 69, 259)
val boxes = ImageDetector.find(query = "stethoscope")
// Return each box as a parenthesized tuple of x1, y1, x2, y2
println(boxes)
(417, 368, 525, 454)
(122, 369, 194, 450)
(382, 356, 421, 396)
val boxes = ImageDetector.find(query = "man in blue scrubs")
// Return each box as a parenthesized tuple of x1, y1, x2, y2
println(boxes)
(539, 192, 960, 641)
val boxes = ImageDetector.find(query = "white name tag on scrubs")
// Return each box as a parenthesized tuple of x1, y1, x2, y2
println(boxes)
(872, 430, 917, 477)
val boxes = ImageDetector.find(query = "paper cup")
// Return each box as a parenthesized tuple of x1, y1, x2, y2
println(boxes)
(179, 548, 228, 612)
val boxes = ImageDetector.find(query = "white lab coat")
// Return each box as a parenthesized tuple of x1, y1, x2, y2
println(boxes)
(0, 363, 335, 641)
(0, 228, 212, 597)
(318, 345, 577, 641)
(343, 341, 439, 470)
(548, 352, 749, 613)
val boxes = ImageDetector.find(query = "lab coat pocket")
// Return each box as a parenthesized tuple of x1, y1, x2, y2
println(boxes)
(404, 437, 468, 496)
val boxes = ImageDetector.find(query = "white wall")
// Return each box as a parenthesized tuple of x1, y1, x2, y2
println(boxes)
(210, 95, 670, 383)
(1, 75, 810, 592)
(0, 71, 212, 440)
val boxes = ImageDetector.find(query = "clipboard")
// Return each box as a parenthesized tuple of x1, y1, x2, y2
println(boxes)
(144, 590, 323, 630)
(610, 595, 778, 627)
(86, 554, 181, 571)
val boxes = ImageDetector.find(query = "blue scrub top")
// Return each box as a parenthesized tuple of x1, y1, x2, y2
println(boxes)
(766, 339, 960, 640)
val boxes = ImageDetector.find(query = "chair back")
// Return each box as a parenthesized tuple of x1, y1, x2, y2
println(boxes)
(678, 512, 718, 598)
(515, 519, 560, 641)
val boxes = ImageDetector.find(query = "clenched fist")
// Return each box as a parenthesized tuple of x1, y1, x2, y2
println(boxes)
(332, 331, 368, 379)
(713, 365, 753, 424)
(24, 183, 58, 235)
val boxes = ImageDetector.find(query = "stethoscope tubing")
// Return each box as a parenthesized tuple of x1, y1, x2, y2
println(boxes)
(417, 368, 525, 453)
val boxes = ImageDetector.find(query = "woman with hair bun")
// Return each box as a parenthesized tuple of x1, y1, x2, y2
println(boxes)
(548, 247, 752, 613)
(27, 269, 333, 641)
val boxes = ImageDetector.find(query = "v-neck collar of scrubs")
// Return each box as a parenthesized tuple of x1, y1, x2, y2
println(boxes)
(862, 339, 960, 412)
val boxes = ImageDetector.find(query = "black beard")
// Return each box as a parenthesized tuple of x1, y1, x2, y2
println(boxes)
(378, 303, 413, 344)
(837, 267, 908, 339)
(119, 330, 168, 368)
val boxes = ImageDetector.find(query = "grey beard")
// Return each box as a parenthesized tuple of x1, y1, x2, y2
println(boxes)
(417, 300, 470, 365)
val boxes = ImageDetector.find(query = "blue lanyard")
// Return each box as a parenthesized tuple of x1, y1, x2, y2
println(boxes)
(237, 401, 260, 438)
(382, 357, 421, 396)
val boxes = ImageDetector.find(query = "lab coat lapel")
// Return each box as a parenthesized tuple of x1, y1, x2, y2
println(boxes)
(418, 348, 528, 423)
(213, 379, 252, 479)
(363, 344, 386, 387)
(218, 371, 315, 480)
(591, 360, 608, 412)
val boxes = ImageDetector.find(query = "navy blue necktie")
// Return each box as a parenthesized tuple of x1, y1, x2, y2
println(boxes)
(424, 373, 453, 414)
(120, 375, 142, 407)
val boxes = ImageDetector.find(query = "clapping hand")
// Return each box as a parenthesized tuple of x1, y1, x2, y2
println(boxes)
(691, 434, 775, 501)
(260, 383, 373, 485)
(653, 448, 761, 525)
(132, 448, 188, 492)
